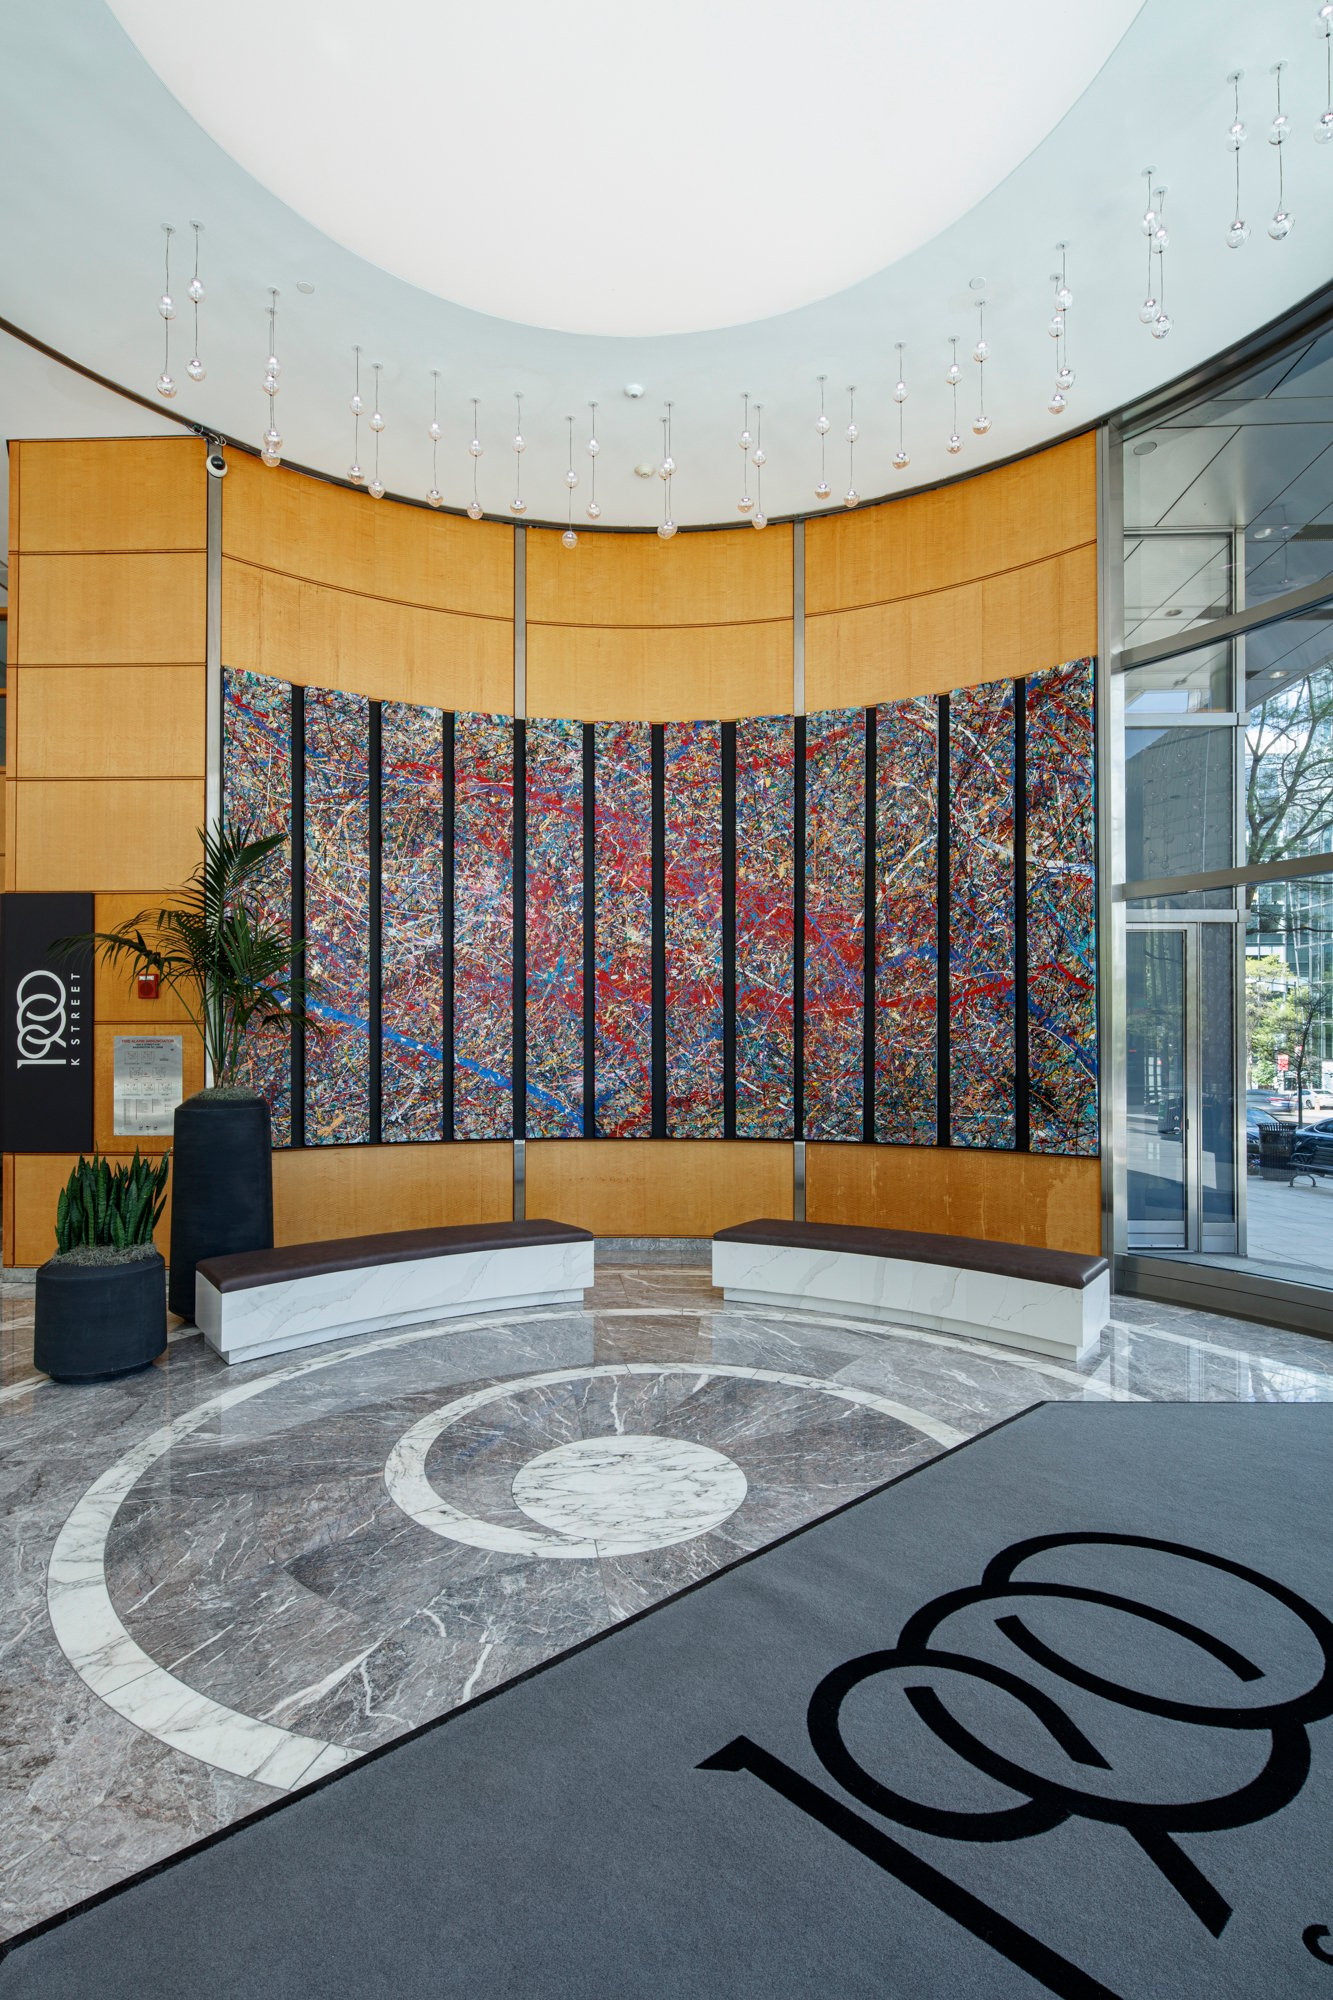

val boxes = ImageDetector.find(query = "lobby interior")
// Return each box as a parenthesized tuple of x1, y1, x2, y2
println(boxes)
(2, 4, 1333, 1995)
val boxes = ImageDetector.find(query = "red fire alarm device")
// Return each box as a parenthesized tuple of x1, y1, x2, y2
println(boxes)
(137, 971, 161, 1000)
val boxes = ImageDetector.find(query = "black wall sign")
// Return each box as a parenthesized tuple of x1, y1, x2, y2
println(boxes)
(0, 893, 95, 1153)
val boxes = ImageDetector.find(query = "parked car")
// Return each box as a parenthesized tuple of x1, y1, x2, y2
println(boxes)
(1246, 1114, 1264, 1172)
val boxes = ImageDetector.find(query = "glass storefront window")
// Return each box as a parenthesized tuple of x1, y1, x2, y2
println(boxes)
(1244, 613, 1333, 866)
(1244, 874, 1333, 1287)
(1125, 725, 1233, 885)
(1124, 638, 1231, 716)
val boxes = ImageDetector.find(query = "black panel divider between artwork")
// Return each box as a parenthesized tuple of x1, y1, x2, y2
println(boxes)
(368, 703, 383, 1145)
(650, 723, 667, 1138)
(862, 707, 877, 1144)
(512, 721, 527, 1142)
(290, 683, 307, 1149)
(582, 724, 596, 1140)
(721, 722, 737, 1140)
(935, 694, 950, 1151)
(793, 715, 807, 1142)
(1013, 682, 1030, 1154)
(441, 711, 455, 1143)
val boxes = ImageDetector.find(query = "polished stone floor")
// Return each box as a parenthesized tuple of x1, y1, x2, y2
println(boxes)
(2, 1262, 1332, 1944)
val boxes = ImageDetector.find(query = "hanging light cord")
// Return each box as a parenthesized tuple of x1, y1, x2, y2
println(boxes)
(161, 224, 173, 377)
(472, 398, 481, 508)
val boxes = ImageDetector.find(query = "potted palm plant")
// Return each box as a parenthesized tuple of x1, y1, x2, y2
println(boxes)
(34, 1153, 171, 1380)
(70, 824, 319, 1319)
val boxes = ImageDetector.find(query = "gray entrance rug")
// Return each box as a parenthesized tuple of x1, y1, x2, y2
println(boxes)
(4, 1402, 1332, 1999)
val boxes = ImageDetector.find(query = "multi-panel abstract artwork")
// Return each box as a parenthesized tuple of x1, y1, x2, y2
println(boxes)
(222, 659, 1097, 1156)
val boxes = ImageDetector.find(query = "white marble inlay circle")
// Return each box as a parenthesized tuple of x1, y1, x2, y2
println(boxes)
(510, 1435, 747, 1553)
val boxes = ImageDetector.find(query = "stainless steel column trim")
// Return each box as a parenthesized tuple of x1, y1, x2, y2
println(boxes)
(792, 518, 805, 716)
(513, 1136, 526, 1222)
(204, 454, 224, 1088)
(514, 524, 526, 720)
(793, 1138, 806, 1222)
(1096, 423, 1128, 1260)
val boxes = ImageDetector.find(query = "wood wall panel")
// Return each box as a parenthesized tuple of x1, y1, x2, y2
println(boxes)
(806, 1145, 1102, 1256)
(10, 1152, 176, 1269)
(12, 779, 203, 891)
(17, 553, 207, 664)
(526, 1140, 793, 1237)
(527, 523, 791, 627)
(13, 665, 205, 778)
(273, 1142, 512, 1245)
(805, 545, 1097, 709)
(221, 453, 511, 618)
(13, 438, 206, 553)
(806, 434, 1096, 614)
(223, 559, 512, 711)
(93, 893, 196, 1022)
(527, 622, 791, 723)
(94, 1021, 204, 1156)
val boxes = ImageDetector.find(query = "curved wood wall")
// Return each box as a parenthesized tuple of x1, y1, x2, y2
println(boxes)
(4, 431, 1099, 1264)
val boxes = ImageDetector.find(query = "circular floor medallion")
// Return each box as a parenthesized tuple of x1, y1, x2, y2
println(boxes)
(510, 1434, 747, 1552)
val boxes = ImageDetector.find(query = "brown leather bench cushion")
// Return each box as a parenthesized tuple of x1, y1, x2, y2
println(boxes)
(197, 1220, 593, 1295)
(713, 1219, 1107, 1291)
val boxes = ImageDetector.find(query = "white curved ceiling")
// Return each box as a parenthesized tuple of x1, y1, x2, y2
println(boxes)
(105, 0, 1142, 337)
(0, 0, 1330, 529)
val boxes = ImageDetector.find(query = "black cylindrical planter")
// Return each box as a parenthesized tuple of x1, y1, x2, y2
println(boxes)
(168, 1095, 274, 1319)
(34, 1251, 167, 1382)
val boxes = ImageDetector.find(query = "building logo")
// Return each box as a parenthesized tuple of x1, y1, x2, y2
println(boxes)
(701, 1532, 1333, 1997)
(15, 968, 71, 1067)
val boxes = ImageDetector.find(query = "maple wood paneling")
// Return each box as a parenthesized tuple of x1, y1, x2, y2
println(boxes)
(807, 1145, 1102, 1257)
(273, 1143, 512, 1245)
(222, 559, 511, 710)
(17, 553, 207, 666)
(93, 893, 196, 1023)
(13, 665, 205, 778)
(526, 1140, 793, 1237)
(221, 452, 511, 619)
(13, 437, 206, 554)
(12, 779, 203, 891)
(527, 522, 791, 628)
(527, 622, 791, 723)
(805, 544, 1097, 709)
(806, 433, 1096, 614)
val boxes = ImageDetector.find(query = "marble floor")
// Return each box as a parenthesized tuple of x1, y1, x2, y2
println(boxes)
(2, 1262, 1332, 1944)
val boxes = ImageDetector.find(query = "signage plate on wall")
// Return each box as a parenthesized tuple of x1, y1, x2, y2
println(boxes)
(0, 893, 94, 1154)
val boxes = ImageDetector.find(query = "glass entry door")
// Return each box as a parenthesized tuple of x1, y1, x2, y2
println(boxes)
(1126, 923, 1237, 1252)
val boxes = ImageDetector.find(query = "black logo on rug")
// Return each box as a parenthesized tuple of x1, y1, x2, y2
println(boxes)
(701, 1533, 1333, 2000)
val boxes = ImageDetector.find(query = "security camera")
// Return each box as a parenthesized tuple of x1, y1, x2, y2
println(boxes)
(205, 449, 228, 479)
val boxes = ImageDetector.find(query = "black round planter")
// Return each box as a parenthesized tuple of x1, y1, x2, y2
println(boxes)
(34, 1251, 167, 1382)
(168, 1095, 274, 1319)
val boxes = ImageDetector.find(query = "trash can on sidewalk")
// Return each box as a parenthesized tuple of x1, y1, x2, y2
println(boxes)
(1258, 1119, 1297, 1182)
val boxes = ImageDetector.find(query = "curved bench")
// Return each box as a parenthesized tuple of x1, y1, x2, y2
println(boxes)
(712, 1220, 1109, 1365)
(196, 1220, 594, 1365)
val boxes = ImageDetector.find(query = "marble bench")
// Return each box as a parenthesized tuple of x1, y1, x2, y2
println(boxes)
(712, 1220, 1109, 1365)
(195, 1220, 595, 1365)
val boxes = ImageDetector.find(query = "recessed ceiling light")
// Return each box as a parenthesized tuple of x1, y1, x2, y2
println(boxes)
(296, 280, 315, 294)
(1163, 607, 1184, 618)
(1253, 526, 1274, 540)
(624, 383, 644, 398)
(968, 276, 987, 291)
(634, 461, 656, 478)
(1132, 439, 1157, 455)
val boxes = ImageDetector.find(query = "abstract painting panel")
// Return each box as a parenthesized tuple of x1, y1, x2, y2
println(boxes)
(734, 714, 795, 1138)
(304, 686, 370, 1144)
(1026, 657, 1098, 1155)
(949, 680, 1016, 1149)
(804, 707, 865, 1140)
(381, 701, 444, 1143)
(526, 716, 584, 1137)
(594, 719, 653, 1137)
(454, 713, 514, 1139)
(875, 696, 939, 1144)
(221, 667, 293, 1145)
(664, 720, 724, 1136)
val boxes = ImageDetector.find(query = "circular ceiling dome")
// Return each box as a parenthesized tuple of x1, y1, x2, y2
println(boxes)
(107, 0, 1144, 336)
